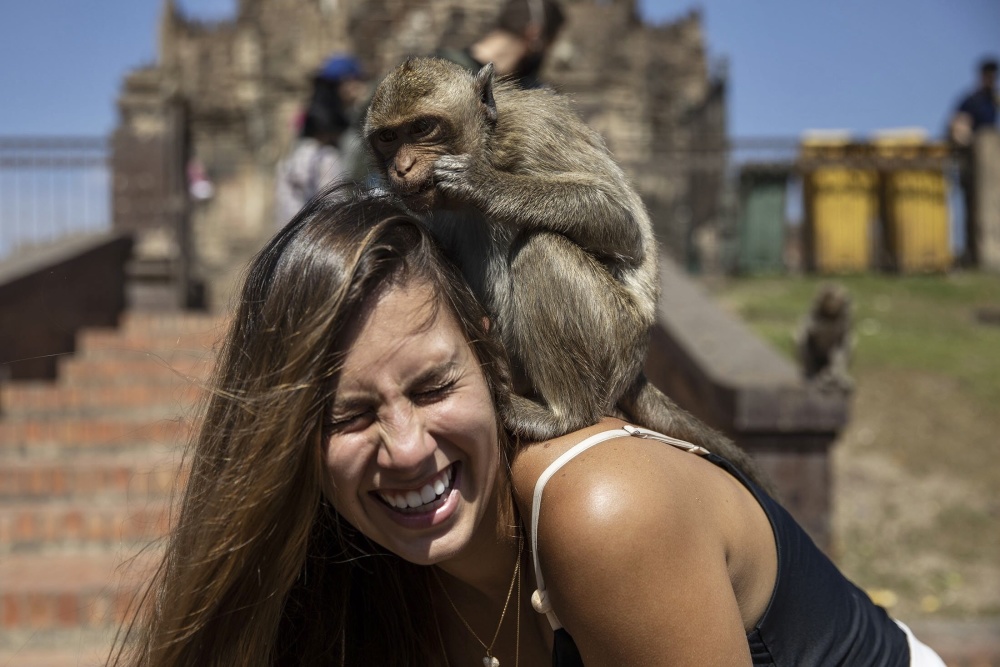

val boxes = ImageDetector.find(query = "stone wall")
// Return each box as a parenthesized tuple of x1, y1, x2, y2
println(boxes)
(114, 0, 726, 309)
(0, 233, 133, 383)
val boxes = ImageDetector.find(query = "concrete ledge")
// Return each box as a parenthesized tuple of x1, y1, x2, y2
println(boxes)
(0, 232, 133, 383)
(646, 254, 850, 550)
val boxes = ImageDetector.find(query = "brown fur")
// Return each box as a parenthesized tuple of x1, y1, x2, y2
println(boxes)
(797, 282, 854, 392)
(365, 57, 767, 487)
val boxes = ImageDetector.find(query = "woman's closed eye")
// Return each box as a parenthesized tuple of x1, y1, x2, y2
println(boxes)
(326, 378, 457, 433)
(325, 409, 375, 434)
(411, 379, 458, 405)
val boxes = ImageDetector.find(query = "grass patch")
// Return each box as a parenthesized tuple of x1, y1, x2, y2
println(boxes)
(712, 271, 1000, 407)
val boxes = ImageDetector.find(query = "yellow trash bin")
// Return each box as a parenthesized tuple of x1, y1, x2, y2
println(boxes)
(873, 131, 951, 273)
(801, 133, 878, 273)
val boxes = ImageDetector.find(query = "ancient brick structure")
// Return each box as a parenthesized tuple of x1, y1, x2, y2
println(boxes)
(113, 0, 726, 309)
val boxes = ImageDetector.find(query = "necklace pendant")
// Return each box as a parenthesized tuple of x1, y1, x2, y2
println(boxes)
(483, 657, 500, 667)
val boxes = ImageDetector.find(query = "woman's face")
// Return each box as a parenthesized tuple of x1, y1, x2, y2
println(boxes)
(323, 279, 500, 566)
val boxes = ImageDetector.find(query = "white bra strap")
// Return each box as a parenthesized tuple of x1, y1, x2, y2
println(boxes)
(529, 425, 708, 630)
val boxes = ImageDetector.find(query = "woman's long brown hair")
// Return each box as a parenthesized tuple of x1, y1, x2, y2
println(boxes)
(110, 186, 514, 666)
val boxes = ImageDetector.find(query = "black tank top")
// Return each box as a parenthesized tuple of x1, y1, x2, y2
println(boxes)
(535, 427, 909, 666)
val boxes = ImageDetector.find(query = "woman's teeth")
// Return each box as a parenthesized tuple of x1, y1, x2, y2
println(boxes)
(378, 465, 454, 511)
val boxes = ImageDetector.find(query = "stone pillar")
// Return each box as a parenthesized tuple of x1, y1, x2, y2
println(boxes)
(112, 69, 196, 310)
(974, 130, 1000, 272)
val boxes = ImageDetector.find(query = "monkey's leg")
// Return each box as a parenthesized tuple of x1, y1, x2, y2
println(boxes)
(620, 377, 774, 492)
(503, 232, 648, 441)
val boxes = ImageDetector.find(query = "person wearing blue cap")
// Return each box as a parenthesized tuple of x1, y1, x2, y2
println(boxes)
(274, 53, 370, 226)
(318, 54, 364, 82)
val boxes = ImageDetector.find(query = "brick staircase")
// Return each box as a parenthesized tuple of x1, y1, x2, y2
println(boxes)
(0, 311, 227, 667)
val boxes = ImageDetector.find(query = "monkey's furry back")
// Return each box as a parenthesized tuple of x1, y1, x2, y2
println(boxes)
(488, 76, 660, 310)
(489, 79, 617, 174)
(491, 81, 652, 230)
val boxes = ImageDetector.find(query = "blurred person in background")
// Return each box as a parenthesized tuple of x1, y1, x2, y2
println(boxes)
(437, 0, 565, 90)
(949, 56, 998, 266)
(949, 57, 998, 145)
(274, 54, 369, 226)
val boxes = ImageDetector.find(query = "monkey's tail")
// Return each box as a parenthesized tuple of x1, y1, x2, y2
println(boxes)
(618, 375, 776, 494)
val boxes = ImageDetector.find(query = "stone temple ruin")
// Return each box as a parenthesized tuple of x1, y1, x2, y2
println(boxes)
(113, 0, 726, 309)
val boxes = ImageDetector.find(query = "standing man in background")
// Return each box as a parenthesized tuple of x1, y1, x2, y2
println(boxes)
(950, 58, 998, 145)
(949, 57, 998, 266)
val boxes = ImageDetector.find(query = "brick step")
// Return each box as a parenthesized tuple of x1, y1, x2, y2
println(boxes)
(0, 499, 172, 553)
(0, 551, 158, 633)
(57, 354, 215, 385)
(0, 438, 189, 463)
(77, 327, 224, 354)
(0, 643, 117, 667)
(0, 454, 185, 500)
(0, 415, 195, 451)
(0, 436, 186, 461)
(71, 345, 216, 366)
(0, 382, 205, 418)
(118, 311, 229, 334)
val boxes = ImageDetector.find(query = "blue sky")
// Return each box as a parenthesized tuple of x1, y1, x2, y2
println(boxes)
(0, 1, 996, 138)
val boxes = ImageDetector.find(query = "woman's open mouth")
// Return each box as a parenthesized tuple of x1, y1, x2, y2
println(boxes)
(374, 462, 458, 515)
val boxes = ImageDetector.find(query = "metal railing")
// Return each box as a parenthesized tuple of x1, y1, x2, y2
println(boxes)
(0, 133, 968, 275)
(0, 136, 110, 260)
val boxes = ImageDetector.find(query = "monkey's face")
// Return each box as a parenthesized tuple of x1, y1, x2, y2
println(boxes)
(817, 288, 849, 319)
(370, 117, 450, 212)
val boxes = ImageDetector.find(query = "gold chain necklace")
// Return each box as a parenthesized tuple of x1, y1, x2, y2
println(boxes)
(433, 536, 522, 667)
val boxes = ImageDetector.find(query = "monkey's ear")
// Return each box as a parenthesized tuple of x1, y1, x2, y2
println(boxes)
(475, 63, 498, 125)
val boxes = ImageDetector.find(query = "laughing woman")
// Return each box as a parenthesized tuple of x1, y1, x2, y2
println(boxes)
(112, 187, 943, 666)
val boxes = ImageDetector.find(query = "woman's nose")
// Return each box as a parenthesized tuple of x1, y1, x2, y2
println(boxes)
(375, 405, 436, 471)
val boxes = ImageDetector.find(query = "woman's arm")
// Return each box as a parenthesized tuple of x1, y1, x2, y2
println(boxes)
(513, 420, 756, 666)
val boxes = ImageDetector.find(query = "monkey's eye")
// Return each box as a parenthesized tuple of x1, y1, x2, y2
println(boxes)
(410, 118, 437, 138)
(376, 129, 397, 143)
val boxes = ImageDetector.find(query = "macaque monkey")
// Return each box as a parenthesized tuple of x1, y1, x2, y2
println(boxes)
(364, 57, 763, 482)
(797, 283, 854, 392)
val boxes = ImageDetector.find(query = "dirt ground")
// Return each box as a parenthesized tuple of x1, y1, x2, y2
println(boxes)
(831, 367, 1000, 623)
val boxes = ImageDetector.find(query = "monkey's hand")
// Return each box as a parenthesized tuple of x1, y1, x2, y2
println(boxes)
(434, 154, 494, 205)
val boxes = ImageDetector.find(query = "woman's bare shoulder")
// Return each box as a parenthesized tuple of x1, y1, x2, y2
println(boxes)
(510, 417, 721, 522)
(510, 418, 754, 664)
(509, 418, 626, 506)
